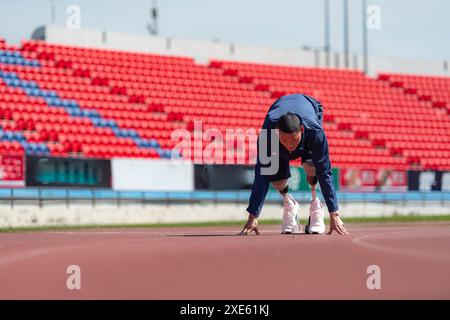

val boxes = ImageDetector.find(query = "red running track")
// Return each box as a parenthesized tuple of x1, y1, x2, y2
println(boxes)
(0, 222, 449, 299)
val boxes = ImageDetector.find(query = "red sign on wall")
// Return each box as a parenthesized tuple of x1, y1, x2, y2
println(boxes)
(0, 154, 25, 187)
(340, 168, 407, 191)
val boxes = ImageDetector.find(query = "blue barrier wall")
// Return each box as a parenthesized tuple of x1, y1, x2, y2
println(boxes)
(0, 188, 449, 203)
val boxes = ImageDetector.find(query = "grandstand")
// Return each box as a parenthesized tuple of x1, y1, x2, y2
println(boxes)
(1, 37, 450, 180)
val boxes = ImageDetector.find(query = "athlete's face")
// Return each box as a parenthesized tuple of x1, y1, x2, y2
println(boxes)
(277, 127, 304, 152)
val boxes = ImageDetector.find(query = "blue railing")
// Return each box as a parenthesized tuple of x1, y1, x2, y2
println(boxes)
(0, 188, 449, 206)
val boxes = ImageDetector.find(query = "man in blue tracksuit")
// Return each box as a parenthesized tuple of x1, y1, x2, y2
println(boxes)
(239, 94, 349, 235)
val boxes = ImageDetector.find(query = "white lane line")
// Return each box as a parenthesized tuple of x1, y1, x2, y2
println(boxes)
(0, 237, 153, 269)
(46, 231, 166, 235)
(48, 230, 280, 236)
(352, 230, 450, 263)
(0, 247, 63, 268)
(0, 227, 286, 268)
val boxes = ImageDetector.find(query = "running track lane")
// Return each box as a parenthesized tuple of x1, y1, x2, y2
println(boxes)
(0, 222, 449, 299)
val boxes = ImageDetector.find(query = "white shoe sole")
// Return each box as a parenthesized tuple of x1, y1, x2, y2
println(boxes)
(281, 224, 300, 234)
(281, 201, 299, 234)
(305, 216, 325, 234)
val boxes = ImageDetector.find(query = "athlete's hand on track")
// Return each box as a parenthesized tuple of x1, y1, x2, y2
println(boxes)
(238, 213, 260, 235)
(327, 212, 350, 235)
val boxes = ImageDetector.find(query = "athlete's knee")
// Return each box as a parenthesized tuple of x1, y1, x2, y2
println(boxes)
(271, 179, 288, 191)
(307, 175, 318, 186)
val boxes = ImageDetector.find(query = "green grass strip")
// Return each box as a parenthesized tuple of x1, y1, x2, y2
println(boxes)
(0, 214, 449, 233)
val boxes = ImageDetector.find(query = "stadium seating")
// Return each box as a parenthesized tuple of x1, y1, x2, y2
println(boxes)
(376, 72, 450, 170)
(209, 60, 450, 170)
(1, 38, 449, 171)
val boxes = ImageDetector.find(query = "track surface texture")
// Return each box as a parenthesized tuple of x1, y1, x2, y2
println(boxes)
(0, 222, 449, 299)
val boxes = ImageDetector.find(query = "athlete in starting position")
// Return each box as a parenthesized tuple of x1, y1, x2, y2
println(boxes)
(239, 94, 349, 236)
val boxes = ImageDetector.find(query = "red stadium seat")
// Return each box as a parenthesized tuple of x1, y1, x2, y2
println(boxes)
(0, 39, 448, 169)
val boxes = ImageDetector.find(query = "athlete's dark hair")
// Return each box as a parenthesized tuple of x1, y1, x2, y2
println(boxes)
(276, 112, 301, 133)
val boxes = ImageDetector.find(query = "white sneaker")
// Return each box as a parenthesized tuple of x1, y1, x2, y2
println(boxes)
(281, 194, 299, 234)
(305, 199, 325, 234)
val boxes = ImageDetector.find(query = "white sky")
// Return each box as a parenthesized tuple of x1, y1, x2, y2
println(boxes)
(0, 0, 449, 62)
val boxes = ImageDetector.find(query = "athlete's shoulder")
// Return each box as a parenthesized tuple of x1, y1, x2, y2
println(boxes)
(305, 127, 325, 141)
(269, 93, 308, 110)
(277, 93, 307, 101)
